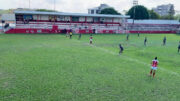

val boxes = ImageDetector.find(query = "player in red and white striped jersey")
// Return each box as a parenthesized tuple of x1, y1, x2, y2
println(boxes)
(90, 35, 93, 44)
(149, 57, 159, 78)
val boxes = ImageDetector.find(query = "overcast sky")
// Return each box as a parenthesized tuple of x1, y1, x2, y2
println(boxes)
(0, 0, 179, 14)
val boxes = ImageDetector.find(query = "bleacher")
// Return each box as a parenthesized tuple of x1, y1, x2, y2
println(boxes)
(127, 20, 180, 33)
(5, 10, 129, 34)
(12, 21, 124, 34)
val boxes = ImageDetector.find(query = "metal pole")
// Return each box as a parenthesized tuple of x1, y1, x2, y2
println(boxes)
(133, 6, 136, 24)
(54, 0, 56, 11)
(29, 0, 30, 9)
(131, 6, 136, 32)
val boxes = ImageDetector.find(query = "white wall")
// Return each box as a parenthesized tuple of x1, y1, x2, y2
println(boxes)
(64, 16, 70, 21)
(114, 18, 121, 23)
(105, 18, 113, 22)
(79, 17, 85, 22)
(86, 17, 93, 22)
(57, 16, 65, 21)
(33, 15, 38, 20)
(41, 15, 49, 20)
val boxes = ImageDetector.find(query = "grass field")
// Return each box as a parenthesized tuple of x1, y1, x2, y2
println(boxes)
(0, 34, 180, 101)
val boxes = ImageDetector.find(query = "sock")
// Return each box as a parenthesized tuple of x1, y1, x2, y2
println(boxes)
(150, 70, 152, 75)
(153, 72, 156, 77)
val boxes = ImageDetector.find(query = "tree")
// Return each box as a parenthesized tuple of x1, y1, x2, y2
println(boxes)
(169, 5, 175, 16)
(174, 14, 180, 22)
(127, 5, 149, 19)
(36, 9, 57, 12)
(160, 15, 175, 20)
(149, 10, 160, 19)
(100, 8, 121, 15)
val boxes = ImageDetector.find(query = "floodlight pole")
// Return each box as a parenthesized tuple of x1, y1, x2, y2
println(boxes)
(54, 0, 56, 11)
(131, 6, 136, 33)
(29, 0, 30, 9)
(133, 6, 136, 24)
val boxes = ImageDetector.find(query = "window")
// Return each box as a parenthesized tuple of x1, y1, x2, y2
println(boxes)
(79, 17, 85, 22)
(16, 15, 23, 21)
(93, 17, 99, 22)
(72, 17, 79, 22)
(24, 15, 33, 21)
(57, 16, 65, 21)
(96, 10, 99, 14)
(87, 17, 93, 22)
(49, 16, 57, 22)
(91, 10, 94, 14)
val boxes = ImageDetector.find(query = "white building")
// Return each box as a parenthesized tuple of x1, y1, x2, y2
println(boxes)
(133, 0, 138, 6)
(152, 4, 175, 16)
(88, 4, 111, 14)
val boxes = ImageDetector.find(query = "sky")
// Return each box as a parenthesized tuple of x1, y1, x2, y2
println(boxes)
(0, 0, 180, 14)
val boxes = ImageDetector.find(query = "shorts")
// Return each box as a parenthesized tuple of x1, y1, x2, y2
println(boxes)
(151, 67, 157, 70)
(90, 39, 93, 42)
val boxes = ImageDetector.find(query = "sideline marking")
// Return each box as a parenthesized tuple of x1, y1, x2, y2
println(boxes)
(90, 44, 180, 76)
(74, 38, 179, 76)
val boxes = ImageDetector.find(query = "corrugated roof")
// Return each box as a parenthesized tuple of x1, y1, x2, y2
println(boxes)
(14, 10, 130, 18)
(127, 19, 180, 24)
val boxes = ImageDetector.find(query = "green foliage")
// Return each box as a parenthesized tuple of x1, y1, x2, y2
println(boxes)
(174, 14, 180, 22)
(127, 5, 149, 19)
(36, 9, 57, 12)
(100, 8, 121, 15)
(0, 34, 180, 101)
(160, 14, 175, 20)
(149, 10, 160, 19)
(0, 9, 13, 14)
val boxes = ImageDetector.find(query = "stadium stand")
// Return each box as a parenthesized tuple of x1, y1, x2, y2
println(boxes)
(5, 11, 128, 34)
(127, 19, 180, 33)
(4, 11, 180, 34)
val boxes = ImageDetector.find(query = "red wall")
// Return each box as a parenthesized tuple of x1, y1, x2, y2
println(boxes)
(6, 28, 176, 34)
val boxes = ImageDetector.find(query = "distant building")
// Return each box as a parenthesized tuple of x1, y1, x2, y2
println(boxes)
(1, 14, 15, 24)
(153, 4, 175, 16)
(133, 0, 138, 6)
(88, 4, 111, 14)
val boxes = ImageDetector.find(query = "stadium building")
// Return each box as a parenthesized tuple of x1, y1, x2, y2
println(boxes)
(3, 10, 180, 34)
(5, 11, 129, 34)
(127, 19, 180, 33)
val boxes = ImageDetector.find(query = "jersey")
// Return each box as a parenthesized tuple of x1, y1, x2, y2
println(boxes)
(90, 36, 93, 39)
(163, 38, 166, 42)
(152, 60, 158, 67)
(144, 38, 147, 42)
(119, 45, 124, 51)
(70, 32, 72, 35)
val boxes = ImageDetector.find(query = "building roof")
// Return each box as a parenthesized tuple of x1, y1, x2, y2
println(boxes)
(14, 10, 130, 18)
(127, 19, 180, 24)
(88, 7, 99, 10)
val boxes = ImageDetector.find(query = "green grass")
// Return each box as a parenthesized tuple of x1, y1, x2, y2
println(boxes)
(0, 34, 180, 101)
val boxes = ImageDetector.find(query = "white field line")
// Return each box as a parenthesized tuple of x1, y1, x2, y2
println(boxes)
(89, 44, 180, 76)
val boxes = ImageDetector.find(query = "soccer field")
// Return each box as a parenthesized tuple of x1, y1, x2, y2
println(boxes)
(0, 34, 180, 101)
